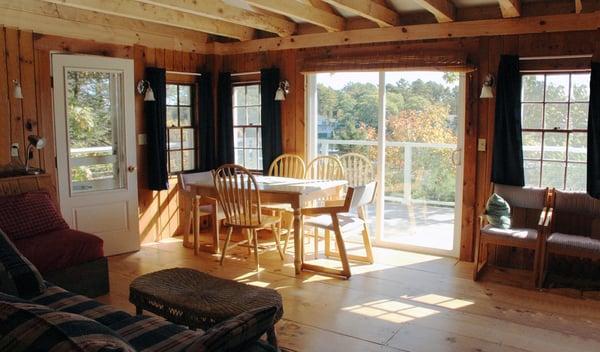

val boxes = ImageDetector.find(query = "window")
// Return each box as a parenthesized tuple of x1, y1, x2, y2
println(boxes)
(166, 84, 196, 173)
(233, 84, 262, 171)
(521, 73, 590, 191)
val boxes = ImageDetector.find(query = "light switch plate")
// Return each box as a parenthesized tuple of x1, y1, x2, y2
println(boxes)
(477, 138, 486, 152)
(10, 143, 19, 157)
(137, 134, 147, 145)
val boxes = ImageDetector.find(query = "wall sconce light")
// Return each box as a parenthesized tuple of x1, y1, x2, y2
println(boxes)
(480, 74, 495, 99)
(136, 79, 156, 102)
(13, 80, 23, 99)
(25, 135, 46, 174)
(274, 80, 290, 101)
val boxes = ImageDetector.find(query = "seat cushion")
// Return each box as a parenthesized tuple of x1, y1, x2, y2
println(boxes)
(0, 295, 134, 352)
(0, 191, 69, 240)
(304, 213, 365, 233)
(109, 315, 204, 352)
(481, 224, 538, 241)
(0, 229, 46, 299)
(547, 233, 600, 255)
(14, 229, 104, 273)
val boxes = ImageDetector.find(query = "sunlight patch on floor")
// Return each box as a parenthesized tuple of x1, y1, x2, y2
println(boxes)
(411, 293, 473, 309)
(342, 298, 440, 323)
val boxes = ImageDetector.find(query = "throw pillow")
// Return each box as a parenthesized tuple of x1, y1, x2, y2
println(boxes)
(186, 306, 277, 352)
(0, 297, 134, 352)
(0, 228, 46, 298)
(486, 193, 511, 229)
(0, 191, 69, 240)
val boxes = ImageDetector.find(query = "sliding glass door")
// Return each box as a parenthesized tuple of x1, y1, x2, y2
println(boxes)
(307, 71, 465, 257)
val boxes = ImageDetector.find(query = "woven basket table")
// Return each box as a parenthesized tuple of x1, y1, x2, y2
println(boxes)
(129, 268, 283, 345)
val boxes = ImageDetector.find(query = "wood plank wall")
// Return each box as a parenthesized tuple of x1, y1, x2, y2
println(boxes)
(1, 25, 599, 260)
(0, 28, 209, 244)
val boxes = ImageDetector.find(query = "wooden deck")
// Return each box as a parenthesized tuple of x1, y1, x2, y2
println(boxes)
(99, 235, 600, 352)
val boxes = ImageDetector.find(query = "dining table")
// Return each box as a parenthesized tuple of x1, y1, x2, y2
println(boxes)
(187, 175, 347, 275)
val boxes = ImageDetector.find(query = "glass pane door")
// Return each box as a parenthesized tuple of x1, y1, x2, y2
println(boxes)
(66, 69, 125, 194)
(380, 72, 462, 253)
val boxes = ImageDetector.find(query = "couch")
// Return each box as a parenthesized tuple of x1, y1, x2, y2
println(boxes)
(0, 190, 109, 297)
(0, 227, 277, 351)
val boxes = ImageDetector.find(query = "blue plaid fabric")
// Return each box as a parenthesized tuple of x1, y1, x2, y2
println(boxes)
(185, 306, 277, 352)
(0, 297, 135, 352)
(0, 228, 45, 298)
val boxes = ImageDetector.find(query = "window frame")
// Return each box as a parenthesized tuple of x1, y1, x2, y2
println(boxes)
(165, 81, 198, 175)
(520, 71, 590, 191)
(232, 81, 263, 172)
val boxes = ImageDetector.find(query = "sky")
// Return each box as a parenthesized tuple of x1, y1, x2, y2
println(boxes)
(316, 71, 456, 90)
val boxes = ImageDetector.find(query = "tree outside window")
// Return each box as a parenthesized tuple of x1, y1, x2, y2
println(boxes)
(166, 84, 196, 173)
(233, 84, 262, 171)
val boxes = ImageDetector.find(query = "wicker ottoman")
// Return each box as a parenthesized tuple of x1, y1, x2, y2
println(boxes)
(129, 268, 283, 346)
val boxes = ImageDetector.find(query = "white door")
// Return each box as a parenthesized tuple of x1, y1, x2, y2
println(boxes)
(52, 54, 140, 256)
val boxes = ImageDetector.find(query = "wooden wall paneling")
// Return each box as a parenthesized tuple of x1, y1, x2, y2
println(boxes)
(5, 28, 24, 161)
(33, 34, 132, 58)
(173, 50, 183, 71)
(33, 49, 55, 189)
(19, 30, 39, 168)
(164, 49, 174, 71)
(155, 48, 165, 68)
(0, 27, 10, 165)
(281, 50, 296, 154)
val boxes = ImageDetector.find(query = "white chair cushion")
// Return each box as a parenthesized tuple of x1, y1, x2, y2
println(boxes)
(547, 233, 600, 253)
(481, 224, 538, 241)
(304, 213, 365, 233)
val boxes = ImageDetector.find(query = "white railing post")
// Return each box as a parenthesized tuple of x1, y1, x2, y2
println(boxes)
(404, 144, 412, 205)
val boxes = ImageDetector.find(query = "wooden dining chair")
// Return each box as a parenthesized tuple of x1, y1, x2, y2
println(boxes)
(339, 153, 375, 187)
(305, 155, 346, 258)
(178, 172, 225, 255)
(302, 182, 377, 278)
(263, 154, 306, 254)
(213, 164, 284, 271)
(305, 155, 345, 180)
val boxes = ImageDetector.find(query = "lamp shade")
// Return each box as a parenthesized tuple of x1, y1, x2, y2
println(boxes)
(13, 81, 23, 99)
(480, 85, 494, 98)
(144, 86, 156, 101)
(274, 87, 286, 101)
(28, 135, 46, 149)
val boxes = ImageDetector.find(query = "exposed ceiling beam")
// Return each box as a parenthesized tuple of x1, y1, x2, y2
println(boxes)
(139, 0, 296, 37)
(576, 0, 583, 14)
(411, 0, 455, 22)
(0, 0, 209, 51)
(322, 0, 399, 27)
(42, 0, 255, 40)
(213, 11, 600, 54)
(498, 0, 521, 18)
(245, 0, 345, 32)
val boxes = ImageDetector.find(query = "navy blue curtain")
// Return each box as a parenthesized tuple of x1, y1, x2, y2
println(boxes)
(217, 72, 234, 165)
(491, 55, 525, 186)
(260, 68, 283, 173)
(587, 62, 600, 198)
(145, 67, 168, 190)
(198, 72, 216, 171)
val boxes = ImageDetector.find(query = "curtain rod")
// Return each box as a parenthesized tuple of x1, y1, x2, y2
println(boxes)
(520, 54, 593, 61)
(166, 71, 202, 77)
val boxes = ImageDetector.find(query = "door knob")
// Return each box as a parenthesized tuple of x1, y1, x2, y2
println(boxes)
(128, 165, 136, 173)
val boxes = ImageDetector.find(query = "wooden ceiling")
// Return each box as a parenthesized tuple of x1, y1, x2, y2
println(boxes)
(0, 0, 598, 54)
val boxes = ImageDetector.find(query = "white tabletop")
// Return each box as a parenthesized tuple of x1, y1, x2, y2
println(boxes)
(187, 175, 347, 195)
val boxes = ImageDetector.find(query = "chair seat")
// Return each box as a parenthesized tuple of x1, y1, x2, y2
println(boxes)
(198, 204, 226, 220)
(224, 214, 280, 228)
(547, 233, 600, 254)
(481, 224, 538, 241)
(304, 213, 365, 232)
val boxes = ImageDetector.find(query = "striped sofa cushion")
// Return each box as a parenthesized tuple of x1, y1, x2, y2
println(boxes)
(32, 284, 130, 327)
(0, 229, 45, 298)
(185, 306, 277, 352)
(109, 315, 204, 352)
(0, 297, 134, 352)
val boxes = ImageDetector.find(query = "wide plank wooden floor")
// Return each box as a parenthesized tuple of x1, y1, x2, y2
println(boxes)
(98, 235, 600, 352)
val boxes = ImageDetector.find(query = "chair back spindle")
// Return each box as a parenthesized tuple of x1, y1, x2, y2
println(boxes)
(268, 154, 305, 179)
(213, 164, 263, 227)
(305, 156, 345, 180)
(340, 153, 374, 187)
